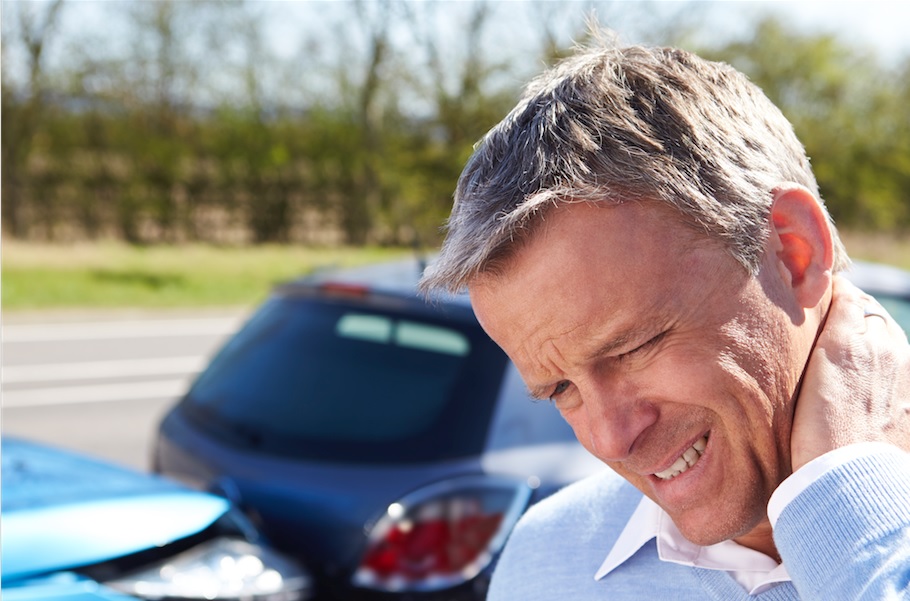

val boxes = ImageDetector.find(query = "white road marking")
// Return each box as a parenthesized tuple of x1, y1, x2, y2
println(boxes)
(3, 356, 208, 384)
(3, 317, 243, 343)
(3, 379, 192, 407)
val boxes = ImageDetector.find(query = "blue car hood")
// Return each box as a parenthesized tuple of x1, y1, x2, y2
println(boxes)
(2, 438, 230, 581)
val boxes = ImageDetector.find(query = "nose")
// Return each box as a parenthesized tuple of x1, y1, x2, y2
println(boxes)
(581, 377, 658, 462)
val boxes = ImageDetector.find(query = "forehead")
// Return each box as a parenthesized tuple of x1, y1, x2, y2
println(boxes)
(469, 201, 731, 352)
(476, 201, 716, 294)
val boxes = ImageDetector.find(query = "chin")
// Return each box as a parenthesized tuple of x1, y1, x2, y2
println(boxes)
(673, 507, 764, 548)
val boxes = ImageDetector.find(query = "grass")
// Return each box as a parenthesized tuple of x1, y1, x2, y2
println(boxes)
(3, 231, 910, 312)
(1, 240, 412, 311)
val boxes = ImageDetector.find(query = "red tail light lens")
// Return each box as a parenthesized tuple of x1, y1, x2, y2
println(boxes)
(352, 476, 531, 592)
(361, 507, 502, 579)
(318, 282, 370, 297)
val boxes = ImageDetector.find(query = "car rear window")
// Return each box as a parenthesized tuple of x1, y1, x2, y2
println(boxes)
(180, 294, 508, 464)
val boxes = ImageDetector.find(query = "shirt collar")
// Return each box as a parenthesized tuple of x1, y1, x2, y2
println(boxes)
(595, 497, 791, 595)
(595, 494, 660, 580)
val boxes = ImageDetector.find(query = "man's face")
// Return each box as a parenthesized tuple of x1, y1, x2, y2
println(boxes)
(469, 201, 811, 549)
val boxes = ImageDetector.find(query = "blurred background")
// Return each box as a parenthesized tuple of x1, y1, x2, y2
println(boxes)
(3, 0, 910, 470)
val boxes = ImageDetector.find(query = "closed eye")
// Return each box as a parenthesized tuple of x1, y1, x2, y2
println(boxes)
(617, 331, 667, 361)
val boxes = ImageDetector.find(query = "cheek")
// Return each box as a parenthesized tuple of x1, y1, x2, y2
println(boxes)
(645, 336, 783, 434)
(634, 340, 726, 407)
(699, 338, 797, 469)
(644, 346, 793, 495)
(717, 313, 799, 416)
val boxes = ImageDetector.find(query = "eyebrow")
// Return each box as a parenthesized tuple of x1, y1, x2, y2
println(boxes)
(524, 326, 650, 401)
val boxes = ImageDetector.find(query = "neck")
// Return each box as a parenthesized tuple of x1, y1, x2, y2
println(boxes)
(734, 519, 781, 563)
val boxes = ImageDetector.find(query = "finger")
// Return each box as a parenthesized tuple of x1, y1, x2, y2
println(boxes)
(862, 304, 891, 335)
(863, 307, 889, 320)
(831, 276, 893, 335)
(848, 292, 902, 342)
(821, 276, 869, 340)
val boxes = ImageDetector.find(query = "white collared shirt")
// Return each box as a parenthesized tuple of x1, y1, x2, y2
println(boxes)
(594, 496, 791, 594)
(594, 443, 890, 595)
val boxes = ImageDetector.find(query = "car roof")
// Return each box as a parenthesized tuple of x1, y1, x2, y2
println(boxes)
(845, 260, 910, 299)
(277, 257, 910, 310)
(282, 256, 474, 308)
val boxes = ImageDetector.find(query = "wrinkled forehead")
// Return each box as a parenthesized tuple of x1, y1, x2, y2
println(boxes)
(472, 199, 723, 287)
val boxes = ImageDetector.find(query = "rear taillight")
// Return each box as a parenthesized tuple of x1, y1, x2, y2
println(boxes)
(318, 282, 370, 297)
(352, 476, 531, 592)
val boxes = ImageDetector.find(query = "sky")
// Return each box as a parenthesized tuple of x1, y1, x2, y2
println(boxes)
(4, 0, 909, 95)
(724, 0, 910, 60)
(9, 1, 910, 55)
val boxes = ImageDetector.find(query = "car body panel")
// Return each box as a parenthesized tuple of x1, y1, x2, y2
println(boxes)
(2, 437, 313, 601)
(3, 573, 138, 601)
(2, 438, 230, 582)
(4, 493, 229, 581)
(846, 260, 910, 297)
(158, 409, 488, 565)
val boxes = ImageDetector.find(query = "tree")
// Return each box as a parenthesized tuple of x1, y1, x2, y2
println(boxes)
(702, 17, 910, 230)
(396, 1, 518, 244)
(2, 0, 66, 238)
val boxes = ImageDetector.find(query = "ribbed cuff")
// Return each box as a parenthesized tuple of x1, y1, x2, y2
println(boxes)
(773, 447, 910, 597)
(768, 442, 901, 527)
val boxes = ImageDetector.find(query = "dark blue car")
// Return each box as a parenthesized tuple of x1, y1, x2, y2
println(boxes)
(2, 437, 312, 601)
(153, 258, 604, 600)
(153, 258, 910, 600)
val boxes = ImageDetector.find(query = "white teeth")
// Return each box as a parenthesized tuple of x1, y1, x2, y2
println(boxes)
(682, 447, 699, 467)
(654, 435, 708, 480)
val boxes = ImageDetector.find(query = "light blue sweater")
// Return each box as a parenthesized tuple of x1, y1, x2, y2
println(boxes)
(487, 448, 910, 600)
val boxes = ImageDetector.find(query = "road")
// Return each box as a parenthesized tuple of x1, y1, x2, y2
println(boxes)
(2, 309, 250, 471)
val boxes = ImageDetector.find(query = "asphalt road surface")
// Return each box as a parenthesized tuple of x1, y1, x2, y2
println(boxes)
(2, 308, 250, 471)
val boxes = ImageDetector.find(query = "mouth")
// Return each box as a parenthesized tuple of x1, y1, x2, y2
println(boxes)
(652, 434, 708, 481)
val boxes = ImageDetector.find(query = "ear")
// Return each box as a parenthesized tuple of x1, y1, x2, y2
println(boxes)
(767, 184, 834, 308)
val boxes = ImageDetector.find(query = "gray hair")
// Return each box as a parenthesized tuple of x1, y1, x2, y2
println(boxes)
(420, 45, 848, 293)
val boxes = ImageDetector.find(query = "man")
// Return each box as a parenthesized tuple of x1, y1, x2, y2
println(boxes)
(420, 45, 910, 599)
